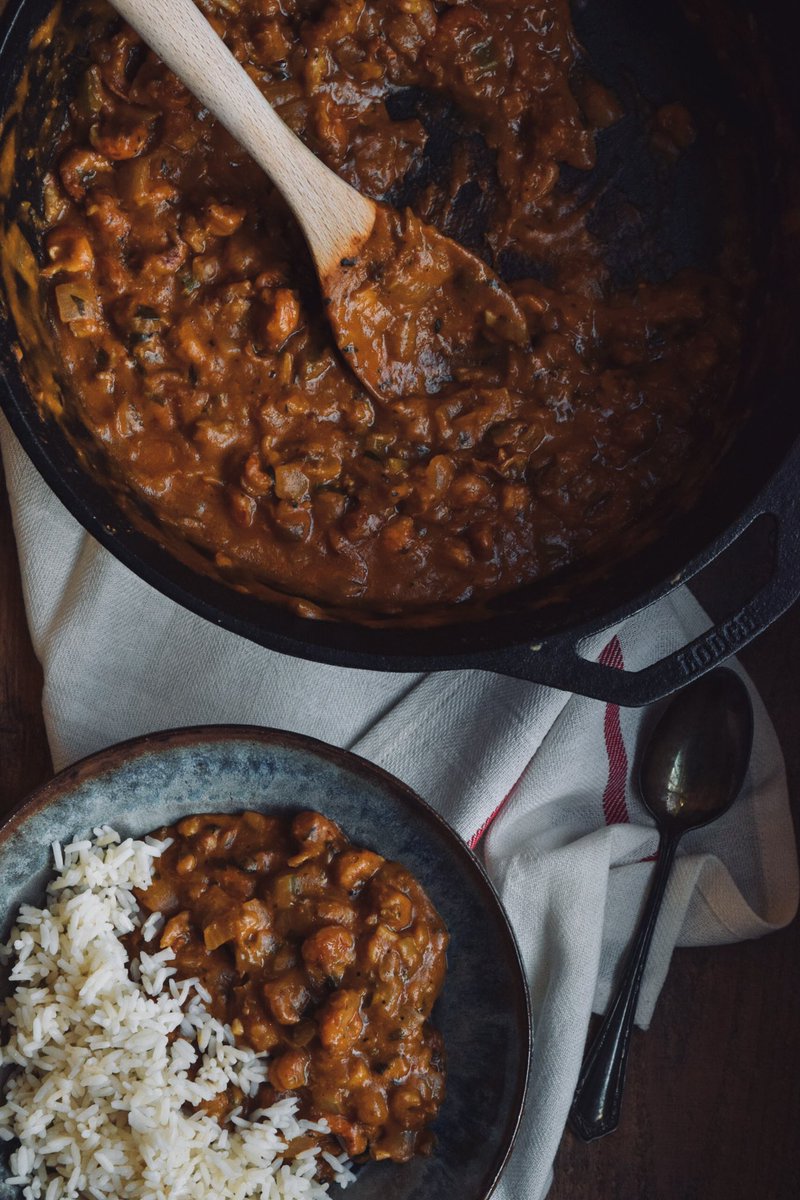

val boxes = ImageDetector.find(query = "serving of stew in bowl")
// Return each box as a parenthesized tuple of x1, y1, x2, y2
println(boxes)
(0, 726, 530, 1200)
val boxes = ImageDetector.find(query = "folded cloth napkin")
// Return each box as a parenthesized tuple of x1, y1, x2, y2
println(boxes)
(2, 413, 798, 1199)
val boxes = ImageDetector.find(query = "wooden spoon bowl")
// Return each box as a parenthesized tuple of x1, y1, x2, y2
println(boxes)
(110, 0, 530, 403)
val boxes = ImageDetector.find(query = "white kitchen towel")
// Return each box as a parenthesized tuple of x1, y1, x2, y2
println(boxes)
(2, 413, 798, 1200)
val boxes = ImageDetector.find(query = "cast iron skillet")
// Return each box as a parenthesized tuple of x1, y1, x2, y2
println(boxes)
(1, 0, 800, 706)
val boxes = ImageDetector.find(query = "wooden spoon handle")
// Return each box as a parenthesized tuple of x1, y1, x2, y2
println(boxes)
(109, 0, 375, 273)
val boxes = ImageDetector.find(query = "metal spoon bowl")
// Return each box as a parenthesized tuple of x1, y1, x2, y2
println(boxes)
(640, 668, 754, 829)
(568, 667, 754, 1142)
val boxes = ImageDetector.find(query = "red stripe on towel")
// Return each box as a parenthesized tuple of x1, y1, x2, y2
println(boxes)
(468, 791, 514, 850)
(468, 633, 631, 848)
(600, 636, 630, 825)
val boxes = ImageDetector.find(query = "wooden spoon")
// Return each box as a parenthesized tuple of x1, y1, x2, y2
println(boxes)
(109, 0, 530, 402)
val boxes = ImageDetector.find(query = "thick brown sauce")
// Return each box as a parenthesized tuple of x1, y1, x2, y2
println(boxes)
(37, 0, 746, 616)
(133, 810, 448, 1168)
(325, 204, 529, 402)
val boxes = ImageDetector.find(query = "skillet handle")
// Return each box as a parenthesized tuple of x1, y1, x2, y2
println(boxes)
(487, 450, 800, 707)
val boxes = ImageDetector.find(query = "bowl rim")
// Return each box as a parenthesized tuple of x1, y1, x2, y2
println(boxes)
(0, 723, 532, 1200)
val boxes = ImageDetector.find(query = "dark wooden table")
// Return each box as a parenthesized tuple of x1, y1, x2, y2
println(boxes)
(1, 464, 799, 1199)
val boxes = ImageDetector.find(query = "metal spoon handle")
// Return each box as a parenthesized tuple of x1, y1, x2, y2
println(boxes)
(568, 829, 681, 1141)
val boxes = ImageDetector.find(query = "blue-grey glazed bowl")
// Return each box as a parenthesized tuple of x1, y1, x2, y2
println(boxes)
(0, 726, 530, 1200)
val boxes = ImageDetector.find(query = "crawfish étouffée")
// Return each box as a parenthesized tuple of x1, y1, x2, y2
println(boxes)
(133, 810, 448, 1167)
(37, 0, 747, 617)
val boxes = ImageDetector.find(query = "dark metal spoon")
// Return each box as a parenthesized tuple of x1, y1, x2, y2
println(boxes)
(568, 667, 754, 1142)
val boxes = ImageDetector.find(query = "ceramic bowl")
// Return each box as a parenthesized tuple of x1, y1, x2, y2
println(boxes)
(0, 726, 530, 1200)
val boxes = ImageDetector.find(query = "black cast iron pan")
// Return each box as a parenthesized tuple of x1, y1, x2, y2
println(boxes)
(1, 0, 800, 706)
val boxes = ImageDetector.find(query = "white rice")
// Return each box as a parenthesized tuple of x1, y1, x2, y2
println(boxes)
(0, 825, 355, 1200)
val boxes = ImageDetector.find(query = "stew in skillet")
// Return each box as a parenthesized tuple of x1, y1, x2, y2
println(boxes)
(37, 0, 749, 618)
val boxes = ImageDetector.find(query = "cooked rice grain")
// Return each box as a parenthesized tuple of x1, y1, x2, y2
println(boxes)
(0, 825, 354, 1200)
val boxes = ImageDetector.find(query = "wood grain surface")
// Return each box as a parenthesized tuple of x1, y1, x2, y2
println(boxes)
(0, 458, 799, 1199)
